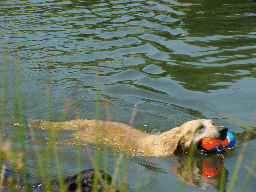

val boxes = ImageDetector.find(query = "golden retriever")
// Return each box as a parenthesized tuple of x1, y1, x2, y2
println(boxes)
(29, 119, 227, 156)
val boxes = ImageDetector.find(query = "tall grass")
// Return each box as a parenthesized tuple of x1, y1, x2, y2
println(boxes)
(218, 113, 256, 192)
(0, 54, 256, 192)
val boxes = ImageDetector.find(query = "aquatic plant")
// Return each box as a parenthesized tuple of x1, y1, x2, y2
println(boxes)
(0, 53, 255, 192)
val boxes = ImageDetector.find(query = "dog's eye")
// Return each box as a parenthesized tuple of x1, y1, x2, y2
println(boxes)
(198, 125, 204, 130)
(195, 125, 204, 134)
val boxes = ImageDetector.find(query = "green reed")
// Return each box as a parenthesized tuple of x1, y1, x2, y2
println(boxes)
(0, 52, 7, 191)
(0, 53, 29, 190)
(13, 56, 30, 191)
(0, 52, 7, 129)
(239, 153, 256, 192)
(1, 53, 256, 192)
(218, 113, 256, 192)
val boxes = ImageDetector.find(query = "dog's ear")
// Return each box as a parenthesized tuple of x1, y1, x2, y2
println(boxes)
(172, 136, 196, 155)
(177, 120, 204, 152)
(172, 139, 183, 155)
(164, 136, 183, 156)
(156, 127, 184, 156)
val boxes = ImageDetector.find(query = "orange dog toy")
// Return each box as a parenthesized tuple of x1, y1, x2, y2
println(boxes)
(201, 132, 235, 152)
(202, 138, 229, 150)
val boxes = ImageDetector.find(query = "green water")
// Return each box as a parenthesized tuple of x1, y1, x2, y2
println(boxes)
(0, 0, 256, 191)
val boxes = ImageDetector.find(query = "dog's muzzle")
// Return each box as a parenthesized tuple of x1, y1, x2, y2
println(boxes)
(218, 127, 228, 140)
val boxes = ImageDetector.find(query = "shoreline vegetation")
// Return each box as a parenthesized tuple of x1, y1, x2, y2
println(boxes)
(0, 54, 255, 191)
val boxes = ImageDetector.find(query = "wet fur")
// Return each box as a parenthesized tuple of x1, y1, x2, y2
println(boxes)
(29, 119, 225, 156)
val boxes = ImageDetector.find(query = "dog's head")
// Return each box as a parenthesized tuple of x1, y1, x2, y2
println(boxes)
(175, 119, 228, 155)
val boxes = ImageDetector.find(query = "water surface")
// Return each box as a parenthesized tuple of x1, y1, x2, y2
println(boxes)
(0, 0, 256, 191)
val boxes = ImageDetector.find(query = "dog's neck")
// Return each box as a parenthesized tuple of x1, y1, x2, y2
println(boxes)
(137, 127, 182, 156)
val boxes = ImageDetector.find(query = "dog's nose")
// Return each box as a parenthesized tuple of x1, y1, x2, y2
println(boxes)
(219, 127, 228, 140)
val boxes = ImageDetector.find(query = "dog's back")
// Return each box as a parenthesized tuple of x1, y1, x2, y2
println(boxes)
(29, 119, 150, 154)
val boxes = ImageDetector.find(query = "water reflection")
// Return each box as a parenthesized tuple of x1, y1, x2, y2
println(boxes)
(133, 156, 228, 190)
(170, 157, 227, 190)
(1, 0, 256, 191)
(1, 0, 255, 93)
(178, 0, 256, 35)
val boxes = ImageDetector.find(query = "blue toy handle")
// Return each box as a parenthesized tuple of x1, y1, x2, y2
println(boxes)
(227, 132, 235, 148)
(207, 132, 235, 152)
